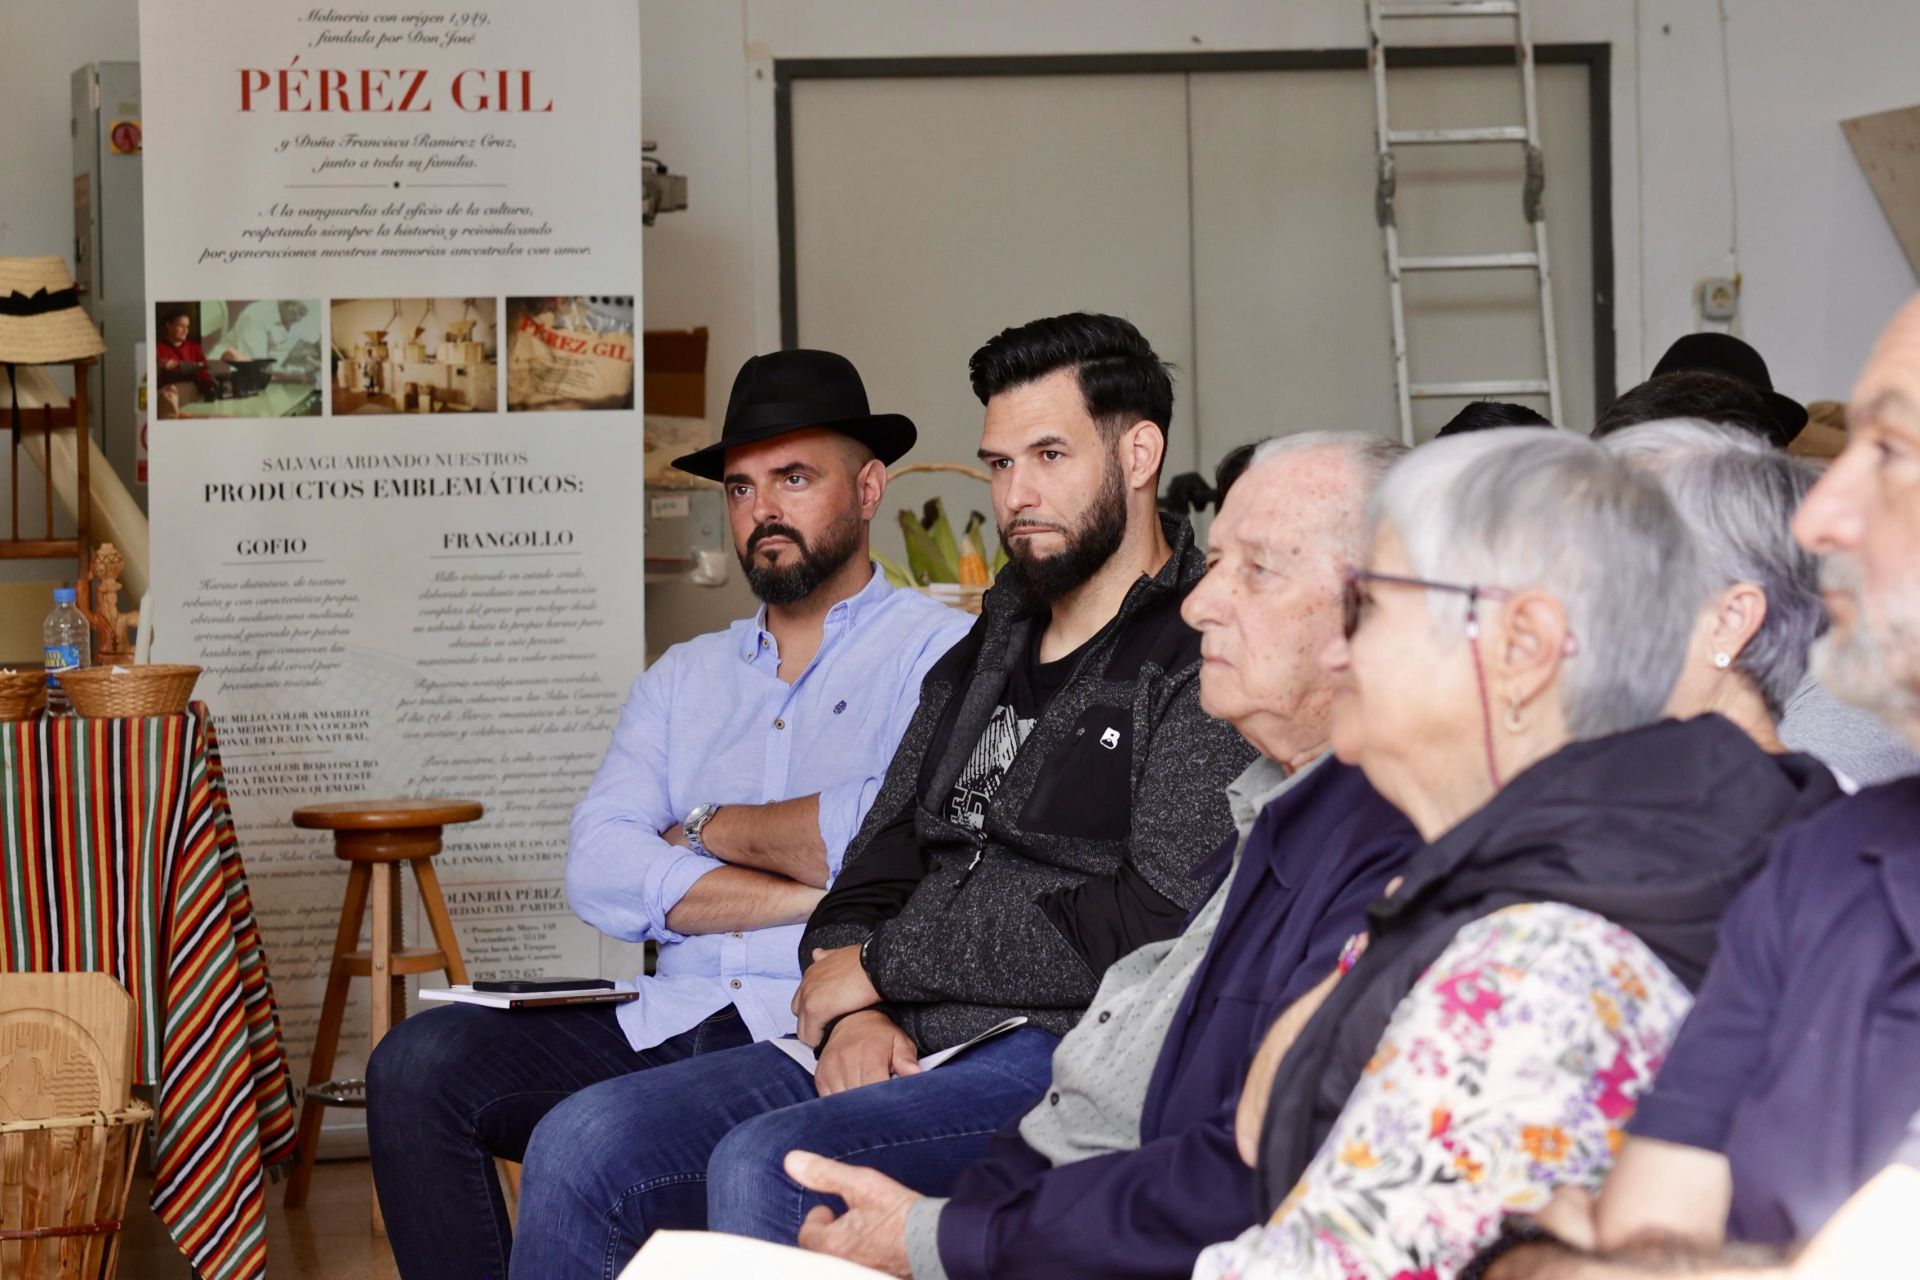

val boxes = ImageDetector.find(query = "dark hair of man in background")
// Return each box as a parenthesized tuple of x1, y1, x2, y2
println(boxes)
(1210, 441, 1261, 509)
(1436, 400, 1553, 438)
(1592, 369, 1780, 444)
(968, 312, 1175, 475)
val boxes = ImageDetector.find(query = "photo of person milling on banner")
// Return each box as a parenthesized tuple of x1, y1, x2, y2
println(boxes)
(780, 432, 1425, 1280)
(153, 302, 216, 418)
(364, 347, 973, 1280)
(1200, 430, 1840, 1280)
(169, 297, 323, 417)
(501, 313, 1256, 1276)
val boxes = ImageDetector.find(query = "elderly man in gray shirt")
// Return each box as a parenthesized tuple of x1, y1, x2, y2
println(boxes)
(783, 433, 1425, 1280)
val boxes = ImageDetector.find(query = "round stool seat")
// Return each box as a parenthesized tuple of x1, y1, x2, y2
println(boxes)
(292, 797, 483, 831)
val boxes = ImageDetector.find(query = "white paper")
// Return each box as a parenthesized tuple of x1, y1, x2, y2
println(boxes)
(621, 1230, 890, 1280)
(421, 983, 634, 1010)
(768, 1016, 1030, 1076)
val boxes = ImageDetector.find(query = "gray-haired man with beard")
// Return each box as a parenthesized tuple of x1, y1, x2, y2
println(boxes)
(497, 313, 1255, 1276)
(367, 349, 971, 1280)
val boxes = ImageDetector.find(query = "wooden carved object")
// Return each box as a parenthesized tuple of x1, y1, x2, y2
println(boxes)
(82, 542, 134, 664)
(0, 973, 134, 1119)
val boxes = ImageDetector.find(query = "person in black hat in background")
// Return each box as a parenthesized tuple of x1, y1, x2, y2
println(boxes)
(366, 348, 973, 1280)
(1594, 333, 1809, 447)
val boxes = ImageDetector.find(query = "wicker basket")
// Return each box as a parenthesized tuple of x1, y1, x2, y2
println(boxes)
(0, 671, 47, 722)
(888, 462, 996, 616)
(0, 1102, 152, 1280)
(922, 583, 989, 615)
(59, 665, 201, 719)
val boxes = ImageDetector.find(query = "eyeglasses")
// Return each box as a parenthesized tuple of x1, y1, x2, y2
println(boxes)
(1340, 569, 1513, 642)
(1341, 569, 1582, 654)
(1338, 567, 1577, 792)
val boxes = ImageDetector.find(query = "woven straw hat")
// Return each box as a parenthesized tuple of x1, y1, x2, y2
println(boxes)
(0, 257, 106, 365)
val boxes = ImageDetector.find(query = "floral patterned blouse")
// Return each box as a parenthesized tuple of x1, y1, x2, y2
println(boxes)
(1193, 902, 1692, 1280)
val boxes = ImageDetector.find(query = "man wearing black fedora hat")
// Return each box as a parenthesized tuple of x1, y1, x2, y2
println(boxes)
(1593, 332, 1808, 448)
(368, 348, 972, 1280)
(505, 313, 1254, 1275)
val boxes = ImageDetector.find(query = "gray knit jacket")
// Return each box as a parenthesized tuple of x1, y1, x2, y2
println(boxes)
(800, 515, 1255, 1053)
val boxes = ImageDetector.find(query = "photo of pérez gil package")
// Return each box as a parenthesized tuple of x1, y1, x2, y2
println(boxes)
(505, 295, 636, 412)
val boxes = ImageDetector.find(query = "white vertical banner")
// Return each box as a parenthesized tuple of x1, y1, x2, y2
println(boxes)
(139, 0, 646, 1090)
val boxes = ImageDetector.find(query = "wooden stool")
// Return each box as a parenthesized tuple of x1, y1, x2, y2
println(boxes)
(282, 797, 482, 1230)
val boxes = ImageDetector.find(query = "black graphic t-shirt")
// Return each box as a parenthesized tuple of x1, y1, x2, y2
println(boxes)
(946, 621, 1089, 831)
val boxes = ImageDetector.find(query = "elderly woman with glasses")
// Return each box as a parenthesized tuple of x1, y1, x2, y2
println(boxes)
(1198, 430, 1841, 1280)
(1607, 417, 1917, 788)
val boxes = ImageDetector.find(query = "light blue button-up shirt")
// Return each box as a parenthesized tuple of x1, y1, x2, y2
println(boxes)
(568, 565, 974, 1051)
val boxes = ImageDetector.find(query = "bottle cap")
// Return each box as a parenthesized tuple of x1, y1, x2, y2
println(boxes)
(53, 587, 76, 604)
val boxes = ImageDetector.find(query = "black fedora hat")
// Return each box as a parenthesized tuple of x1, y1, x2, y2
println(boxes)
(671, 349, 916, 481)
(1652, 332, 1807, 446)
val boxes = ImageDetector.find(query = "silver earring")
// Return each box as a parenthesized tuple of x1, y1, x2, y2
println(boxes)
(1713, 652, 1732, 670)
(1503, 698, 1528, 733)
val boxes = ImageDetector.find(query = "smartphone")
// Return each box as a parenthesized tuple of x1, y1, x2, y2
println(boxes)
(470, 978, 616, 994)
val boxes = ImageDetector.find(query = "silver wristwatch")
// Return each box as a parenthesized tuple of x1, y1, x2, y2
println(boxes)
(684, 802, 721, 855)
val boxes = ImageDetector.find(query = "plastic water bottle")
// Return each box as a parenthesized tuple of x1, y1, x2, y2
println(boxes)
(43, 587, 90, 717)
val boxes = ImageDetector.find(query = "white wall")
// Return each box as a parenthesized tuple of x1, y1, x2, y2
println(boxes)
(632, 0, 1919, 424)
(1721, 0, 1920, 399)
(1631, 0, 1920, 402)
(0, 1, 141, 277)
(656, 0, 1644, 416)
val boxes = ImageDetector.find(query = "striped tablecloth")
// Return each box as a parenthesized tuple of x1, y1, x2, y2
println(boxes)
(1, 702, 295, 1280)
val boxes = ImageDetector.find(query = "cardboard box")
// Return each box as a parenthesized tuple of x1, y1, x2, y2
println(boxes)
(643, 327, 708, 417)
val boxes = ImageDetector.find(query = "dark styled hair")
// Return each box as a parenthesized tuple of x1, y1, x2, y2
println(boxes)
(968, 313, 1174, 452)
(1592, 370, 1777, 443)
(1212, 441, 1262, 507)
(1436, 400, 1552, 438)
(159, 305, 193, 327)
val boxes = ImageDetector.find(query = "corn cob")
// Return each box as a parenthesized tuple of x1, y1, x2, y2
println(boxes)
(958, 511, 992, 587)
(898, 509, 953, 584)
(874, 551, 915, 589)
(921, 498, 962, 579)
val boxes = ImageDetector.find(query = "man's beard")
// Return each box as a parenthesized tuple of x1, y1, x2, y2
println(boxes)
(1809, 553, 1920, 748)
(994, 455, 1130, 612)
(739, 509, 863, 606)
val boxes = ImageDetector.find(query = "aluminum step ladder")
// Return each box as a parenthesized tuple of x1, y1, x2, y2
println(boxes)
(1365, 0, 1563, 444)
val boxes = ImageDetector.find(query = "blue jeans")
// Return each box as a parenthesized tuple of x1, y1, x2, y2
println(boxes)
(366, 1000, 750, 1280)
(509, 1027, 1059, 1280)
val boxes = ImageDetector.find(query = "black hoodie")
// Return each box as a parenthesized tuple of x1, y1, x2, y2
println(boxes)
(1258, 714, 1842, 1211)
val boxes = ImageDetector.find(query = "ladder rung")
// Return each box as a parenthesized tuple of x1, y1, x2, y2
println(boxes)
(1387, 126, 1529, 145)
(1399, 252, 1540, 272)
(1411, 380, 1551, 398)
(1378, 1, 1520, 16)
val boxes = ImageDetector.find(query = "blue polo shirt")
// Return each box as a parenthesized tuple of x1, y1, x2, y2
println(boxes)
(567, 566, 972, 1051)
(1628, 776, 1920, 1246)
